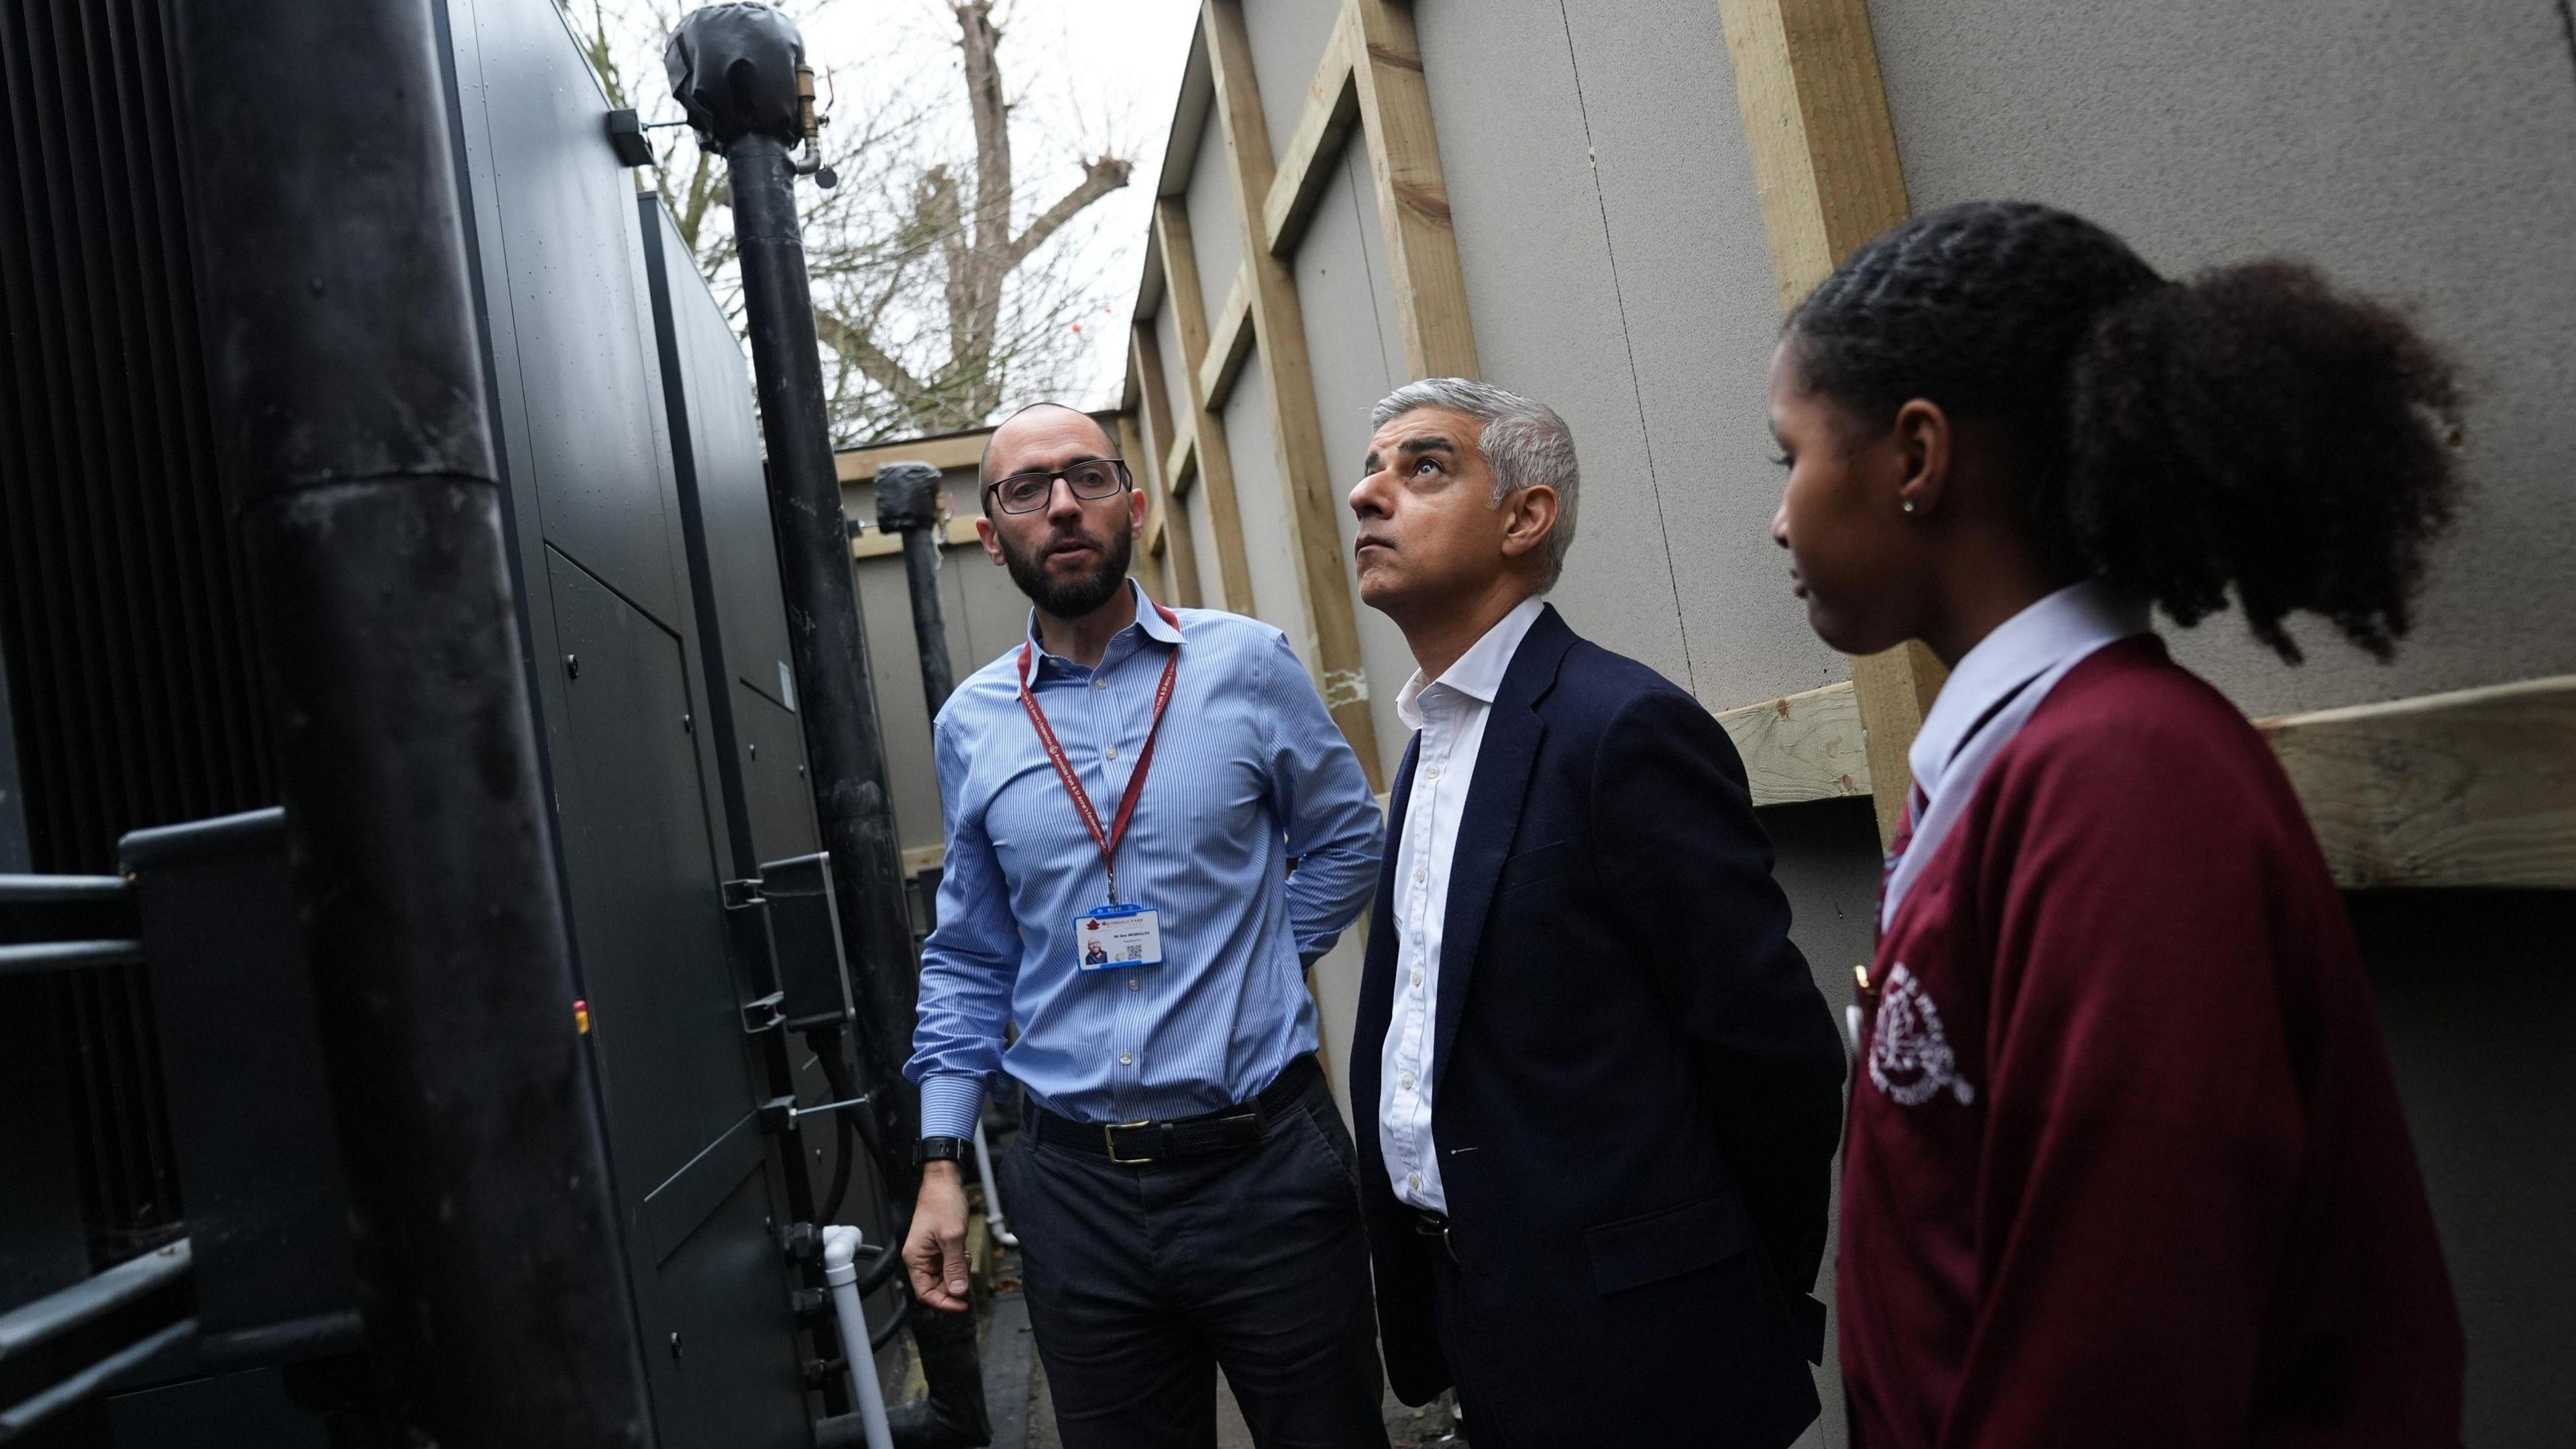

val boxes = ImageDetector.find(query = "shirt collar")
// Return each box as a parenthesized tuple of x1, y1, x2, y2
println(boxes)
(1395, 594, 1548, 730)
(1021, 578, 1180, 683)
(1908, 579, 2150, 800)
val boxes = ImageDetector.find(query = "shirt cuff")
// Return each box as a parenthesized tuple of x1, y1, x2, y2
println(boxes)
(918, 1074, 986, 1142)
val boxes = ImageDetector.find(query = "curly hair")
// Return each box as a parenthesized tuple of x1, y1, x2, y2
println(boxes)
(1786, 201, 2463, 662)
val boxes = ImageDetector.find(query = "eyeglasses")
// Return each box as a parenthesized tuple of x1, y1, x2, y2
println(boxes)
(985, 458, 1130, 515)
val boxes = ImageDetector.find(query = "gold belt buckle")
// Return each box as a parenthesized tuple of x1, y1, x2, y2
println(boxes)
(1105, 1118, 1158, 1164)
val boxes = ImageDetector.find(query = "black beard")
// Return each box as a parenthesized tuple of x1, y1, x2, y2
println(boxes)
(1000, 523, 1134, 620)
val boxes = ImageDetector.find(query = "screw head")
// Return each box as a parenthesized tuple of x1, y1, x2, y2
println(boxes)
(564, 653, 579, 678)
(669, 1331, 682, 1358)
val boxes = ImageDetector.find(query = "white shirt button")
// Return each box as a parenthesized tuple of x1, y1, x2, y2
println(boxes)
(1118, 1051, 1132, 1065)
(1399, 1072, 1415, 1091)
(1424, 764, 1440, 780)
(1411, 969, 1424, 991)
(1413, 866, 1428, 884)
(1127, 977, 1139, 991)
(1106, 745, 1120, 759)
(1407, 1172, 1422, 1191)
(1091, 678, 1106, 690)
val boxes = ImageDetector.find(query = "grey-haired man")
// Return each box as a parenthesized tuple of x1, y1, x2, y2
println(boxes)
(1344, 378, 1846, 1447)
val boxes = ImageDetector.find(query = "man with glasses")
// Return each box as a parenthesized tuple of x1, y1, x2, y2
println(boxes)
(902, 403, 1389, 1449)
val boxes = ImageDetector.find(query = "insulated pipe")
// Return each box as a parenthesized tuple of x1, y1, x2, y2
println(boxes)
(667, 11, 991, 1442)
(969, 1123, 1020, 1250)
(163, 1, 654, 1442)
(822, 1227, 897, 1449)
(873, 461, 956, 714)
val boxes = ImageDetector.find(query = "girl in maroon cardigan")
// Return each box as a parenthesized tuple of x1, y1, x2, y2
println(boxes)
(1765, 201, 2465, 1448)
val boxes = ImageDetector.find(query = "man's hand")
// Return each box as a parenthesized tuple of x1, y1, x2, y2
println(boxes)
(903, 1161, 973, 1312)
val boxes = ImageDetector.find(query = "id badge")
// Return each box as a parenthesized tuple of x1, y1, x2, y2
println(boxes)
(1073, 902, 1164, 971)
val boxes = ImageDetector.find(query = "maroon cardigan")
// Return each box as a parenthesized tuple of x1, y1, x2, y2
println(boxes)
(1838, 637, 2461, 1448)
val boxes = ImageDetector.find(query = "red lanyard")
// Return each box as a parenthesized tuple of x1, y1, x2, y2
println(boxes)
(1016, 604, 1181, 903)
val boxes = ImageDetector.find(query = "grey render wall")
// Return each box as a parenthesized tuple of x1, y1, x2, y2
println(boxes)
(1408, 0, 1847, 712)
(1868, 0, 2576, 717)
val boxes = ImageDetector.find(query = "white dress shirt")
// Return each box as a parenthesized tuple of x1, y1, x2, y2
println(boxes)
(1379, 594, 1547, 1213)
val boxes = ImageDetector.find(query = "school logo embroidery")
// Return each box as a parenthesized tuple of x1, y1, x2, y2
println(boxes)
(1868, 963, 1976, 1108)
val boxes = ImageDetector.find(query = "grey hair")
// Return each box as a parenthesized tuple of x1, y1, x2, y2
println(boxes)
(1370, 377, 1579, 587)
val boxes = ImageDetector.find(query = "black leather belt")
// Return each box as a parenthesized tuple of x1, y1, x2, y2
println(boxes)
(1030, 1055, 1321, 1165)
(1409, 1208, 1460, 1264)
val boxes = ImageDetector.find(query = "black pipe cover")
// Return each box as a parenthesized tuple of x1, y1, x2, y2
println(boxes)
(665, 3, 805, 148)
(873, 461, 945, 533)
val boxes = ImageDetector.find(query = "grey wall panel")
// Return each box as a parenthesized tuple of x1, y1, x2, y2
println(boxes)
(1187, 455, 1228, 608)
(1295, 141, 1421, 772)
(1242, 0, 1346, 165)
(1219, 353, 1313, 649)
(1154, 299, 1194, 452)
(1409, 0, 1692, 691)
(1554, 1, 1847, 708)
(1185, 108, 1246, 337)
(2355, 891, 2576, 1449)
(733, 682, 819, 865)
(1866, 0, 2576, 716)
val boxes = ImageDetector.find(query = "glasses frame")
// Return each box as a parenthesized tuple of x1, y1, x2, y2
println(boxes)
(984, 458, 1132, 515)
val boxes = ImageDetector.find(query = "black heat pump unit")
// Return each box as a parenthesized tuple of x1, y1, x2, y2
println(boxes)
(0, 0, 965, 1444)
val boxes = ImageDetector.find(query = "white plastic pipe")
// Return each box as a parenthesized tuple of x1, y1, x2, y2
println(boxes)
(820, 1226, 896, 1449)
(971, 1121, 1020, 1248)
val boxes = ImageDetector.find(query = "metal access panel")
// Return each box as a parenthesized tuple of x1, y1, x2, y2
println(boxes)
(438, 1, 811, 1442)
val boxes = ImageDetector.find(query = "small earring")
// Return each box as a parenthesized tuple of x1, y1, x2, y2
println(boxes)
(1901, 498, 1917, 515)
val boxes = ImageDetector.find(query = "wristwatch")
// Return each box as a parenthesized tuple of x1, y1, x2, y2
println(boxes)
(914, 1135, 968, 1167)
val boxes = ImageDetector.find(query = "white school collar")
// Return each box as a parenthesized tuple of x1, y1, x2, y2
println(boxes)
(1907, 580, 2152, 808)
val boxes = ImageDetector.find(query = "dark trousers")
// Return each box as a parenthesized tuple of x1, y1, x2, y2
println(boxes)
(998, 1069, 1389, 1449)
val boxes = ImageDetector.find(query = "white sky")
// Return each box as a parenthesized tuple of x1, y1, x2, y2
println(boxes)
(798, 0, 1205, 411)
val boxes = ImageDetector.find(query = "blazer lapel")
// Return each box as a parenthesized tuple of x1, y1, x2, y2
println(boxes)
(1350, 731, 1419, 1149)
(1430, 606, 1574, 1094)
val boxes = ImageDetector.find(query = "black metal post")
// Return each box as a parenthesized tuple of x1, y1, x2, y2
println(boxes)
(164, 2, 654, 1444)
(875, 462, 957, 715)
(669, 9, 988, 1443)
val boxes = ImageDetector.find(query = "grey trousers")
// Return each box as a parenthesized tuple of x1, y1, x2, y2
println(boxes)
(998, 1069, 1390, 1449)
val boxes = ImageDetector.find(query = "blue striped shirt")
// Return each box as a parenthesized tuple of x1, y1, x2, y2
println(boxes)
(907, 580, 1383, 1137)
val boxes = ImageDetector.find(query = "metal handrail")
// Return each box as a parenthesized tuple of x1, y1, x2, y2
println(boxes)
(0, 940, 145, 977)
(0, 1238, 191, 1367)
(0, 874, 127, 905)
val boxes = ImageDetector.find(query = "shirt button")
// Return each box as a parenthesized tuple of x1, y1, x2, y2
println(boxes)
(1118, 1051, 1132, 1066)
(1413, 866, 1428, 885)
(1411, 969, 1424, 991)
(1424, 764, 1440, 780)
(1106, 745, 1120, 759)
(1407, 1172, 1422, 1191)
(1091, 679, 1106, 690)
(1127, 977, 1139, 991)
(1399, 1072, 1415, 1091)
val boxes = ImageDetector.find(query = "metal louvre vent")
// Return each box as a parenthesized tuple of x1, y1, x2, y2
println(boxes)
(0, 0, 276, 1265)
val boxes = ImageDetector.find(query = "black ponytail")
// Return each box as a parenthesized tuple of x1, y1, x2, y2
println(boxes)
(1787, 201, 2463, 663)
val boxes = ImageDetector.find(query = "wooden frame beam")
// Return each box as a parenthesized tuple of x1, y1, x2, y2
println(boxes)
(1717, 0, 1940, 847)
(1130, 321, 1203, 608)
(1153, 198, 1255, 613)
(1261, 8, 1362, 256)
(1348, 0, 1479, 378)
(1198, 264, 1255, 407)
(835, 430, 989, 480)
(1203, 0, 1383, 788)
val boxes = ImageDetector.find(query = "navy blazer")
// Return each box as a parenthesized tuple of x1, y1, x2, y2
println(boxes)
(1350, 605, 1847, 1448)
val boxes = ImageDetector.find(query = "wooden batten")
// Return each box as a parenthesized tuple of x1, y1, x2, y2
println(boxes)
(1262, 9, 1362, 256)
(1711, 680, 1874, 808)
(1348, 0, 1479, 380)
(1715, 0, 1941, 848)
(835, 429, 991, 480)
(2262, 675, 2576, 889)
(1130, 322, 1204, 608)
(1198, 264, 1256, 407)
(1202, 0, 1384, 790)
(1152, 198, 1255, 613)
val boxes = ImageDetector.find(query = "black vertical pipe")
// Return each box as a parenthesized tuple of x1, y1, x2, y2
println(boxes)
(875, 462, 956, 715)
(667, 9, 989, 1440)
(164, 3, 653, 1444)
